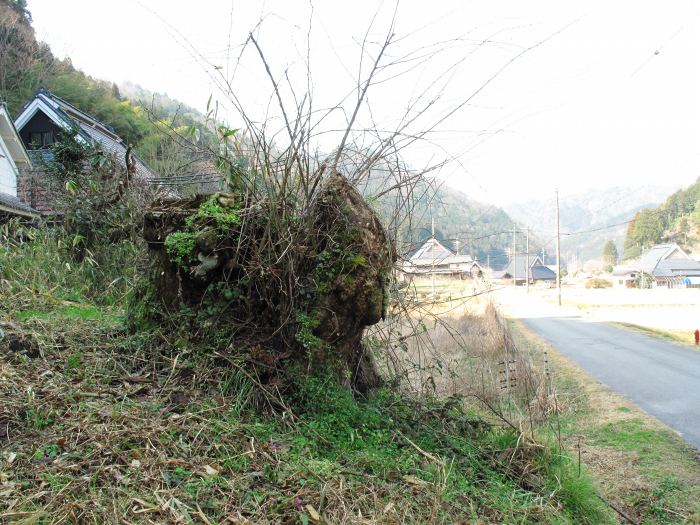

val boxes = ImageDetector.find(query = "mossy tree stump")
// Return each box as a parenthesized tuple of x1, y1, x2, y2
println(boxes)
(138, 173, 394, 392)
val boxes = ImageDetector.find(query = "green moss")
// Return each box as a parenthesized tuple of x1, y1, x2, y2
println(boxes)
(312, 241, 367, 295)
(187, 194, 241, 229)
(294, 310, 325, 351)
(164, 194, 241, 271)
(164, 231, 196, 266)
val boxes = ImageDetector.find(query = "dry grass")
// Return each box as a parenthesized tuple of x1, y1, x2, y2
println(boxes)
(1, 306, 616, 524)
(0, 319, 425, 524)
(373, 299, 559, 434)
(613, 322, 700, 349)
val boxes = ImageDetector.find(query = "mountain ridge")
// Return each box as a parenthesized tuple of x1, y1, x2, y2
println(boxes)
(504, 185, 675, 267)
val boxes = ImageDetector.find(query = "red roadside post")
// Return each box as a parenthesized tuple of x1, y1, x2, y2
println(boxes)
(695, 329, 699, 346)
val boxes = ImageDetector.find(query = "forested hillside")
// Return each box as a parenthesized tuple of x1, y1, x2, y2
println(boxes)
(623, 177, 700, 259)
(409, 183, 517, 261)
(355, 162, 527, 263)
(0, 0, 217, 183)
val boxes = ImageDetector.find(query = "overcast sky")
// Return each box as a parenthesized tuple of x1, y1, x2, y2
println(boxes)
(27, 0, 700, 206)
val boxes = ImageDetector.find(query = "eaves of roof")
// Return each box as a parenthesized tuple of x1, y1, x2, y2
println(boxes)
(0, 191, 39, 218)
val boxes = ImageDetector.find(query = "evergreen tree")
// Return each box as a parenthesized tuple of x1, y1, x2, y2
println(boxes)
(602, 239, 618, 270)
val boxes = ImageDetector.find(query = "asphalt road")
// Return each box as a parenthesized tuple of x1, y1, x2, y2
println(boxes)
(523, 315, 700, 449)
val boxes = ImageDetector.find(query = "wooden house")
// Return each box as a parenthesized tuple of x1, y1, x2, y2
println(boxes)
(616, 243, 700, 289)
(14, 89, 157, 215)
(402, 238, 483, 279)
(491, 255, 556, 286)
(0, 103, 37, 219)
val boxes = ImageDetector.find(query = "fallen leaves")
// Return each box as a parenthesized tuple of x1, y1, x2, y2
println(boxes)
(305, 504, 322, 522)
(402, 474, 430, 487)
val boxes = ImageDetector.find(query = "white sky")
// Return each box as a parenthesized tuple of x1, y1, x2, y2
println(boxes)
(27, 0, 700, 206)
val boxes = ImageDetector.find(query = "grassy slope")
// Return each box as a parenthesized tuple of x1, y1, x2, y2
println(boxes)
(510, 320, 700, 524)
(0, 236, 615, 524)
(1, 304, 613, 524)
(0, 308, 608, 524)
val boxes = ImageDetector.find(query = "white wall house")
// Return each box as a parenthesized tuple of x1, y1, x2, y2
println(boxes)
(612, 243, 700, 289)
(401, 237, 484, 279)
(0, 104, 36, 218)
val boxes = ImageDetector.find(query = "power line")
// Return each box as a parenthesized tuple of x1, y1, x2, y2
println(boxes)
(562, 219, 634, 236)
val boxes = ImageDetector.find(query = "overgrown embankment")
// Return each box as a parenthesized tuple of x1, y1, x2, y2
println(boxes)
(0, 227, 615, 524)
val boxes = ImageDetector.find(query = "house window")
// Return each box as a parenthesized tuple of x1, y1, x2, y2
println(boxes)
(28, 131, 54, 148)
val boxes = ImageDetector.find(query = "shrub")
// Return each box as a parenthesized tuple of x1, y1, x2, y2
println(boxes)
(39, 129, 147, 261)
(585, 278, 612, 289)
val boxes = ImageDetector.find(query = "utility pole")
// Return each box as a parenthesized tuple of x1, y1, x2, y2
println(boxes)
(512, 228, 517, 287)
(525, 228, 530, 294)
(431, 216, 436, 297)
(555, 189, 562, 306)
(542, 247, 546, 264)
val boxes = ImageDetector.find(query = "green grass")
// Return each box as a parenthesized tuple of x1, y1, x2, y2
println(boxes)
(588, 418, 670, 454)
(15, 304, 112, 322)
(0, 226, 140, 314)
(584, 419, 700, 523)
(615, 322, 699, 348)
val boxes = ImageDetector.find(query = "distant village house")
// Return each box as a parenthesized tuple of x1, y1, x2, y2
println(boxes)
(402, 237, 484, 280)
(613, 243, 700, 289)
(491, 255, 557, 286)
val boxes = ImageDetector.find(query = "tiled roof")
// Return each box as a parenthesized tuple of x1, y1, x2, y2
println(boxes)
(19, 89, 156, 182)
(495, 255, 555, 280)
(640, 244, 686, 273)
(410, 238, 454, 265)
(503, 256, 548, 279)
(531, 265, 557, 280)
(0, 191, 38, 217)
(653, 259, 700, 278)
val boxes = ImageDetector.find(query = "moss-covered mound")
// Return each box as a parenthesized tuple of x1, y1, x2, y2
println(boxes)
(136, 173, 395, 391)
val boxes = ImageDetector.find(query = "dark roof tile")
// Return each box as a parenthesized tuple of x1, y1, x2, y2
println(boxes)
(0, 191, 38, 217)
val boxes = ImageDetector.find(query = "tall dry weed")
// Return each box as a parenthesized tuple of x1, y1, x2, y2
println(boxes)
(371, 300, 557, 429)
